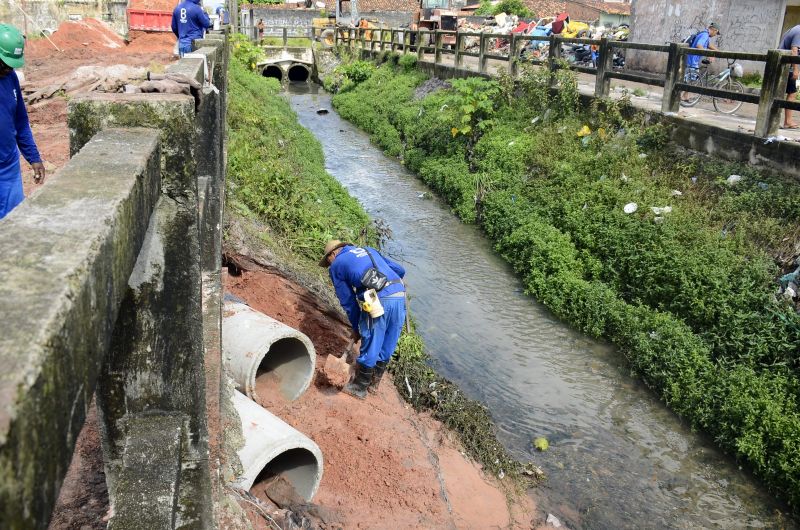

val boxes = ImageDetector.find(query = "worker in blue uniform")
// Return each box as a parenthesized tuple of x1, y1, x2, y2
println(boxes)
(320, 240, 407, 399)
(171, 0, 212, 57)
(0, 24, 44, 220)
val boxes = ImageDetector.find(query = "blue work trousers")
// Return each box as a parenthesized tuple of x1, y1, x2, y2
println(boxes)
(178, 41, 193, 57)
(0, 156, 24, 220)
(357, 296, 406, 368)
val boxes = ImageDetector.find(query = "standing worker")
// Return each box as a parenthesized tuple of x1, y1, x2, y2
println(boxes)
(215, 3, 230, 25)
(780, 24, 800, 129)
(171, 0, 212, 57)
(0, 24, 44, 220)
(320, 240, 407, 399)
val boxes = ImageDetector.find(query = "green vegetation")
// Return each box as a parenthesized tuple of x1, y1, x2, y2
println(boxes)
(227, 46, 373, 261)
(740, 71, 763, 89)
(332, 60, 800, 510)
(226, 44, 530, 487)
(475, 0, 533, 18)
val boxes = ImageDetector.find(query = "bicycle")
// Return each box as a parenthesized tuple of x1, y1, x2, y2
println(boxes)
(680, 58, 745, 114)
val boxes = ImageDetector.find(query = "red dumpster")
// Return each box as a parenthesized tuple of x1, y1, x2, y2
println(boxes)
(128, 9, 173, 32)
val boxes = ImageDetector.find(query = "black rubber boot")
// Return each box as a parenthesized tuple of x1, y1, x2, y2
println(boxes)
(343, 362, 374, 400)
(368, 360, 389, 394)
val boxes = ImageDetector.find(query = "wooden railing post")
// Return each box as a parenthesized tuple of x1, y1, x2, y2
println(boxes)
(282, 27, 288, 48)
(508, 32, 518, 76)
(755, 50, 790, 137)
(662, 42, 687, 114)
(548, 34, 562, 88)
(402, 30, 408, 54)
(435, 30, 443, 64)
(454, 31, 463, 68)
(479, 32, 487, 73)
(380, 28, 387, 51)
(417, 30, 424, 60)
(595, 37, 613, 97)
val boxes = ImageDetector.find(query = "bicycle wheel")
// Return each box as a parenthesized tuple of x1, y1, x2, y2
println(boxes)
(712, 77, 745, 114)
(680, 71, 703, 107)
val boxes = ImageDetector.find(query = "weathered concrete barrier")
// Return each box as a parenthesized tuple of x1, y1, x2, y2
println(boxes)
(0, 127, 161, 528)
(0, 30, 230, 529)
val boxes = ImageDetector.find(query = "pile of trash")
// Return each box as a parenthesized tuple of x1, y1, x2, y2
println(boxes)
(22, 64, 201, 105)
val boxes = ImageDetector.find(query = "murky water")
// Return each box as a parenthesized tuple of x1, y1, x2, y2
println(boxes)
(286, 83, 795, 529)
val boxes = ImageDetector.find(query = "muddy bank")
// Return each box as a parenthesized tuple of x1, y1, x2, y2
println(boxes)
(224, 263, 538, 529)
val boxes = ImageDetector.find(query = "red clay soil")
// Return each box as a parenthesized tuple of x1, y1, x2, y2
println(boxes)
(48, 404, 110, 530)
(18, 21, 177, 196)
(225, 268, 536, 529)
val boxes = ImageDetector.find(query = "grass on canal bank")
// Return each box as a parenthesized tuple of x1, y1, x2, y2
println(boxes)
(331, 54, 800, 511)
(225, 42, 533, 487)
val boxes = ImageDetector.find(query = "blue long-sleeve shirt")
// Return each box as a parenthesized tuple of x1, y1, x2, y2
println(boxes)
(0, 71, 41, 168)
(171, 0, 212, 47)
(329, 245, 406, 331)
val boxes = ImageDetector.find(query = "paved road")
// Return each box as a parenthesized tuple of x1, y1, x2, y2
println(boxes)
(404, 49, 800, 143)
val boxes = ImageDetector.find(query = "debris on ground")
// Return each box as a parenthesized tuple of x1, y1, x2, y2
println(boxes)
(320, 353, 352, 389)
(414, 77, 452, 100)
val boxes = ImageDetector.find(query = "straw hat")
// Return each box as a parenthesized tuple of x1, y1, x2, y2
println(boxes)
(319, 239, 349, 267)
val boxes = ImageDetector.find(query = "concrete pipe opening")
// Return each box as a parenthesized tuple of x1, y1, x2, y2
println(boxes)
(262, 65, 283, 81)
(287, 64, 310, 82)
(223, 302, 316, 402)
(233, 391, 323, 501)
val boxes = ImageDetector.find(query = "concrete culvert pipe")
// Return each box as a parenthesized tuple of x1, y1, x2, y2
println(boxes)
(232, 390, 323, 500)
(262, 64, 283, 81)
(287, 64, 310, 82)
(223, 301, 316, 402)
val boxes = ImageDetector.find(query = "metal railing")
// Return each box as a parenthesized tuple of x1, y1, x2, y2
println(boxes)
(248, 25, 799, 138)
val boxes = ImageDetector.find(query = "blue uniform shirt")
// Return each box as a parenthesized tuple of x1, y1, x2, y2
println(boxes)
(0, 70, 41, 168)
(329, 245, 406, 331)
(686, 30, 710, 69)
(215, 5, 230, 24)
(171, 0, 211, 48)
(781, 25, 800, 51)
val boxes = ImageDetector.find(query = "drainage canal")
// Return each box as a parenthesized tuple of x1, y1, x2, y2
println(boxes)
(285, 84, 793, 528)
(262, 65, 283, 82)
(287, 64, 310, 82)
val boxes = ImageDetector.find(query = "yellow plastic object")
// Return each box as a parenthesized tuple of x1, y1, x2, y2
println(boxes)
(576, 125, 591, 137)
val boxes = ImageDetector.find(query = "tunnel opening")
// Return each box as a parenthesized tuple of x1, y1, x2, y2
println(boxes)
(262, 65, 283, 81)
(254, 336, 313, 401)
(287, 64, 310, 82)
(250, 447, 320, 501)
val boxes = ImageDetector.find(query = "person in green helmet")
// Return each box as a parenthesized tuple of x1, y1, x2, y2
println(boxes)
(0, 24, 45, 220)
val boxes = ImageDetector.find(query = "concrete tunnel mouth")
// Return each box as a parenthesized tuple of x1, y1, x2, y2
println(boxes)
(287, 64, 310, 82)
(251, 447, 321, 500)
(254, 336, 314, 401)
(262, 64, 283, 81)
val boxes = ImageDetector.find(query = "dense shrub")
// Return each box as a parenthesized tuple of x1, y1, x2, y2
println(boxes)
(332, 60, 800, 510)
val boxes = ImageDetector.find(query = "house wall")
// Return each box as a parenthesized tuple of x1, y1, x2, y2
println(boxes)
(0, 0, 128, 36)
(628, 0, 786, 73)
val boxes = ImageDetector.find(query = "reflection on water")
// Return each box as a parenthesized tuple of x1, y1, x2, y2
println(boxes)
(285, 83, 794, 529)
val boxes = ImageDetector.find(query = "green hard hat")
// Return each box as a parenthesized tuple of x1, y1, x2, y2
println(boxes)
(0, 24, 25, 69)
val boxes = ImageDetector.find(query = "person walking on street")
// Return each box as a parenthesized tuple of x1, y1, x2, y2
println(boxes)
(320, 240, 407, 399)
(171, 0, 212, 57)
(681, 22, 720, 102)
(781, 24, 800, 129)
(0, 24, 44, 220)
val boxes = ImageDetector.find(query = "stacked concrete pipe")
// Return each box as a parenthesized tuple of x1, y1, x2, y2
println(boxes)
(231, 390, 323, 500)
(222, 301, 316, 402)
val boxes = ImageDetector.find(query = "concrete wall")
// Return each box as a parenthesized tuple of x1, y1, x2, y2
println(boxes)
(0, 0, 128, 36)
(629, 0, 786, 73)
(241, 6, 413, 37)
(0, 29, 230, 530)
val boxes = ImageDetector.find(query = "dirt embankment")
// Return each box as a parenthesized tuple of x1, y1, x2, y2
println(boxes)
(224, 262, 536, 529)
(19, 20, 176, 196)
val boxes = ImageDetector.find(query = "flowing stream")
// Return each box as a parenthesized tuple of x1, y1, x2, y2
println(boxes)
(286, 83, 794, 529)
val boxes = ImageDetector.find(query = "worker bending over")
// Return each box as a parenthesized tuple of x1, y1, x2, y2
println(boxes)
(0, 24, 44, 220)
(320, 240, 407, 399)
